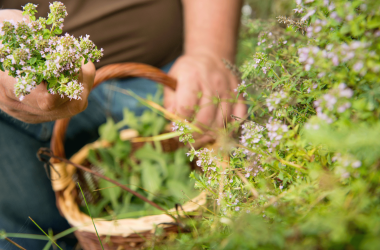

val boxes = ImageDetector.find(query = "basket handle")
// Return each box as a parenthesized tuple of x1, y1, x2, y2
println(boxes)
(50, 63, 177, 162)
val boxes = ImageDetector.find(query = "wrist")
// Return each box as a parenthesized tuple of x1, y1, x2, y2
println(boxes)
(184, 46, 235, 63)
(182, 0, 242, 64)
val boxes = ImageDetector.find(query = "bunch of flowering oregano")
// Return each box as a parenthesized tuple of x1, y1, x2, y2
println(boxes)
(0, 2, 103, 101)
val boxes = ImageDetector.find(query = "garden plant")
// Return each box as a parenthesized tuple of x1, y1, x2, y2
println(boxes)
(1, 0, 380, 249)
(163, 0, 380, 249)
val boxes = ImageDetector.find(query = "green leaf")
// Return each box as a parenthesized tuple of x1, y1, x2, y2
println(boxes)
(109, 139, 131, 159)
(47, 77, 57, 85)
(97, 148, 116, 171)
(166, 179, 194, 201)
(86, 199, 109, 218)
(141, 160, 162, 197)
(99, 117, 118, 142)
(36, 74, 44, 84)
(27, 57, 37, 65)
(59, 75, 69, 84)
(121, 108, 139, 130)
(135, 143, 168, 178)
(167, 149, 190, 182)
(117, 193, 133, 214)
(129, 174, 140, 191)
(367, 16, 380, 29)
(54, 28, 62, 35)
(166, 180, 198, 202)
(43, 28, 51, 39)
(98, 173, 121, 210)
(46, 18, 53, 25)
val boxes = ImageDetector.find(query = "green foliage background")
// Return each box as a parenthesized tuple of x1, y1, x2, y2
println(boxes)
(158, 0, 380, 249)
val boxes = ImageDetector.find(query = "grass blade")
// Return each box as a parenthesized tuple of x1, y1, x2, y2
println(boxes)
(28, 217, 63, 250)
(0, 232, 48, 241)
(42, 224, 91, 250)
(77, 182, 105, 250)
(131, 131, 182, 143)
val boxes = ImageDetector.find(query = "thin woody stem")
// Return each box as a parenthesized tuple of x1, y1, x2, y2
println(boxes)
(5, 238, 26, 250)
(37, 148, 174, 218)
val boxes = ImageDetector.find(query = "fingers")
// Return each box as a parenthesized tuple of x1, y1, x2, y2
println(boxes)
(194, 92, 218, 128)
(232, 98, 247, 119)
(174, 73, 201, 118)
(213, 93, 233, 128)
(0, 61, 95, 123)
(1, 71, 69, 111)
(163, 86, 175, 111)
(163, 54, 247, 149)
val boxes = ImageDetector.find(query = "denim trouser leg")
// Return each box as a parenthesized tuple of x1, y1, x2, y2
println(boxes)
(0, 61, 173, 250)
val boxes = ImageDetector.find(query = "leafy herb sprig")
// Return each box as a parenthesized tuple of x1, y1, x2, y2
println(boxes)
(0, 2, 103, 100)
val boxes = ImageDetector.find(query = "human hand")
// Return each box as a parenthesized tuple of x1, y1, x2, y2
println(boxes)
(0, 61, 95, 123)
(164, 51, 247, 143)
(0, 9, 96, 124)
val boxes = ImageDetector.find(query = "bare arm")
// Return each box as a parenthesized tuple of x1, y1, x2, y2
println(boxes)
(165, 0, 246, 142)
(183, 0, 242, 62)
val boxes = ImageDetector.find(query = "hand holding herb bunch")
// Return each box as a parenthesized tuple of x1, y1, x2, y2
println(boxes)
(0, 2, 103, 123)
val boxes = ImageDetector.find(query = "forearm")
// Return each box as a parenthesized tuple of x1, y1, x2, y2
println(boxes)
(182, 0, 242, 62)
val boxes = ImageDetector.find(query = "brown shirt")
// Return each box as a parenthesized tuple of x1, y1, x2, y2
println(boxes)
(0, 0, 183, 68)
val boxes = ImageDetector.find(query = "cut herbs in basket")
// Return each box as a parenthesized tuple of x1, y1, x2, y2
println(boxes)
(0, 2, 103, 100)
(80, 108, 200, 219)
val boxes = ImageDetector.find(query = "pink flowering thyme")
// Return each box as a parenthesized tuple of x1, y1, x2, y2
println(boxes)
(172, 120, 194, 145)
(0, 2, 103, 101)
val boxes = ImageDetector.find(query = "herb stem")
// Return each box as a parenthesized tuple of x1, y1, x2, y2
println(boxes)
(29, 217, 63, 250)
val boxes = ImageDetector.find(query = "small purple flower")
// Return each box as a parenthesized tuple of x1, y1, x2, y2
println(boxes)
(352, 161, 361, 168)
(353, 61, 364, 72)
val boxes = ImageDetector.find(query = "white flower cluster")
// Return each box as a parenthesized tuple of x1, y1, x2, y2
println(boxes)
(332, 153, 362, 179)
(257, 32, 288, 52)
(172, 120, 194, 144)
(194, 148, 218, 173)
(234, 80, 248, 97)
(0, 2, 103, 100)
(251, 52, 271, 75)
(266, 117, 288, 151)
(55, 80, 84, 100)
(240, 121, 265, 155)
(298, 41, 374, 75)
(314, 83, 353, 123)
(297, 0, 379, 76)
(298, 46, 324, 71)
(266, 91, 288, 112)
(245, 160, 265, 178)
(306, 19, 327, 38)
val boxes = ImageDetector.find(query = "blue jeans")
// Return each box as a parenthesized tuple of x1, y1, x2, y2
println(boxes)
(0, 62, 174, 250)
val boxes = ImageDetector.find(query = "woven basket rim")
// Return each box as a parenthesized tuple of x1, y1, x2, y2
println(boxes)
(50, 129, 207, 237)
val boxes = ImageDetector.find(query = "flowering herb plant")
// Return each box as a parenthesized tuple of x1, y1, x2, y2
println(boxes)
(0, 2, 103, 100)
(167, 0, 380, 248)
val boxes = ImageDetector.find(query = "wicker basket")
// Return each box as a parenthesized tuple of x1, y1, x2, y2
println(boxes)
(49, 63, 206, 250)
